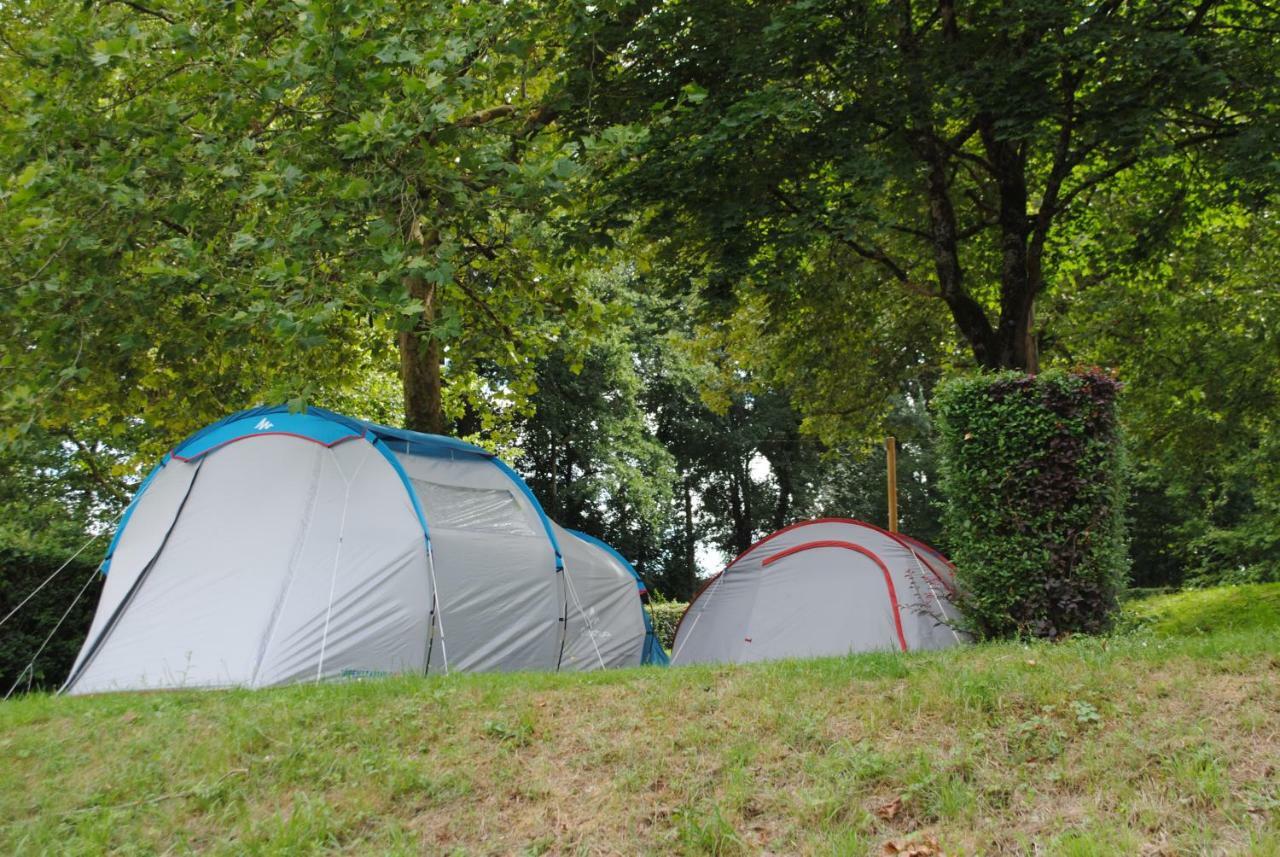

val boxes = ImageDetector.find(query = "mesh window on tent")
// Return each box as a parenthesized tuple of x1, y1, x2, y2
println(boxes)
(408, 479, 537, 535)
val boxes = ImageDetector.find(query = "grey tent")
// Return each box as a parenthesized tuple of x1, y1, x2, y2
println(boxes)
(63, 406, 666, 695)
(670, 519, 963, 665)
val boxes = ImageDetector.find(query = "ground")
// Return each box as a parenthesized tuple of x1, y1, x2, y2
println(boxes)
(1, 585, 1277, 856)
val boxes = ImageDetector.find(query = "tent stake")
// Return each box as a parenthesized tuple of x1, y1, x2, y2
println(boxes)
(885, 436, 898, 533)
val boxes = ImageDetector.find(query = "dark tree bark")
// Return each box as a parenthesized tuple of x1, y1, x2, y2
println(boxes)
(769, 427, 798, 532)
(981, 120, 1040, 372)
(727, 456, 755, 556)
(681, 474, 697, 599)
(400, 272, 445, 435)
(548, 438, 559, 518)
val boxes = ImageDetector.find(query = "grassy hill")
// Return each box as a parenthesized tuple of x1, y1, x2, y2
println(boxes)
(2, 585, 1277, 856)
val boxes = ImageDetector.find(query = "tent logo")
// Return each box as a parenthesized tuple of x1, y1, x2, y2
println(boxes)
(254, 418, 275, 431)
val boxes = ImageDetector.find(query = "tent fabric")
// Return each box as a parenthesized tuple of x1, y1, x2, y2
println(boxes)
(670, 519, 964, 666)
(392, 447, 561, 674)
(555, 523, 647, 670)
(64, 406, 665, 695)
(566, 529, 670, 667)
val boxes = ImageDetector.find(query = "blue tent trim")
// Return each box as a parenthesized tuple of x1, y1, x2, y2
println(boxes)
(367, 436, 433, 545)
(568, 529, 670, 666)
(105, 405, 557, 577)
(168, 404, 493, 461)
(171, 412, 363, 461)
(305, 406, 494, 459)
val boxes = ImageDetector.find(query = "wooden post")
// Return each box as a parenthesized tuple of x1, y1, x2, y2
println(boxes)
(885, 436, 898, 533)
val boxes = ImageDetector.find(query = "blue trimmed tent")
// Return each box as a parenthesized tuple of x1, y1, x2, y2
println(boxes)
(64, 406, 666, 695)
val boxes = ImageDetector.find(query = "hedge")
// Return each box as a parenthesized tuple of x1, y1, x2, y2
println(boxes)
(935, 369, 1129, 639)
(647, 598, 687, 652)
(0, 547, 103, 695)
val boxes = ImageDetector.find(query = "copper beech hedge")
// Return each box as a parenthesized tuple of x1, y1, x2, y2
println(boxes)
(936, 369, 1129, 639)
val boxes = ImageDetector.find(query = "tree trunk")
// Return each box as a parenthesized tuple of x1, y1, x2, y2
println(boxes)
(727, 468, 748, 556)
(399, 273, 445, 434)
(682, 474, 697, 599)
(982, 121, 1040, 373)
(772, 476, 792, 532)
(917, 136, 1000, 369)
(727, 458, 754, 556)
(548, 439, 559, 518)
(769, 429, 797, 532)
(400, 220, 447, 434)
(905, 8, 1042, 374)
(917, 132, 1044, 374)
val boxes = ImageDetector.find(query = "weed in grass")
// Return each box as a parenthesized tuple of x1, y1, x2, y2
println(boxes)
(1166, 744, 1229, 809)
(1010, 711, 1069, 762)
(1070, 700, 1102, 725)
(781, 710, 831, 753)
(804, 823, 874, 856)
(674, 804, 743, 856)
(948, 669, 1008, 717)
(482, 712, 535, 747)
(519, 837, 554, 856)
(1248, 828, 1280, 856)
(930, 774, 978, 822)
(828, 739, 893, 784)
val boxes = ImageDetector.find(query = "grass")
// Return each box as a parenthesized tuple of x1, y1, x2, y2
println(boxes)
(1, 587, 1277, 855)
(1121, 582, 1280, 638)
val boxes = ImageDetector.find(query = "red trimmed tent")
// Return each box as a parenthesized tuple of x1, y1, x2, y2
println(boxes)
(670, 519, 964, 665)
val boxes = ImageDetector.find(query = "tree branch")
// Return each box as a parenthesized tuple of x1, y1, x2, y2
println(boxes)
(768, 187, 932, 294)
(60, 430, 128, 504)
(1028, 67, 1084, 279)
(157, 216, 189, 238)
(453, 104, 519, 128)
(1183, 0, 1219, 34)
(455, 270, 517, 341)
(103, 0, 175, 24)
(1055, 129, 1240, 215)
(517, 105, 559, 140)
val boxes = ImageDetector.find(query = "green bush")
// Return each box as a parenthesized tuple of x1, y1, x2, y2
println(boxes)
(647, 597, 687, 652)
(0, 547, 103, 694)
(935, 369, 1129, 639)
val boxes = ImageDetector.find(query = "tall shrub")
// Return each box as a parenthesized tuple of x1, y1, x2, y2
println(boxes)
(0, 548, 102, 694)
(647, 596, 688, 652)
(935, 369, 1128, 638)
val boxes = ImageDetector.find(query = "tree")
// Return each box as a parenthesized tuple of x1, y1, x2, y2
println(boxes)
(1, 0, 585, 447)
(1064, 196, 1280, 586)
(0, 428, 124, 556)
(514, 269, 679, 582)
(562, 0, 1279, 384)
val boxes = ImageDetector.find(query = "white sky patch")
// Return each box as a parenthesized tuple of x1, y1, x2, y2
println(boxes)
(748, 453, 771, 482)
(696, 542, 727, 578)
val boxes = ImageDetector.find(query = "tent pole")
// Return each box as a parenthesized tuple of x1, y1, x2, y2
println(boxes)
(885, 436, 898, 533)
